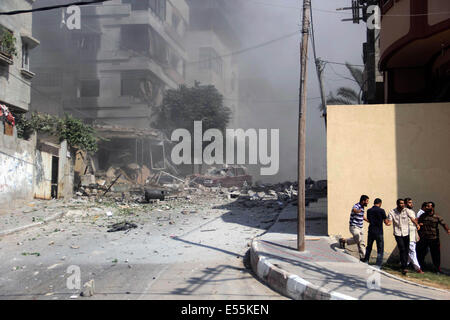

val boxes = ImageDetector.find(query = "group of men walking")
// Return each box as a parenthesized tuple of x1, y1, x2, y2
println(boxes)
(339, 195, 450, 275)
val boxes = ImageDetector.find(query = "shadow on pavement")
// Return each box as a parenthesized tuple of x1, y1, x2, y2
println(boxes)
(259, 250, 437, 300)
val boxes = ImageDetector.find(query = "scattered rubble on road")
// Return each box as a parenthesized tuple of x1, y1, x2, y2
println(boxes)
(107, 221, 138, 233)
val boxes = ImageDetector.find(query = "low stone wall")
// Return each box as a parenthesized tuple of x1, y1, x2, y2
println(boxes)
(0, 122, 36, 210)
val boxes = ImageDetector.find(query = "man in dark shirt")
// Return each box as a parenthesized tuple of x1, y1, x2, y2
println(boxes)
(362, 198, 391, 267)
(417, 202, 450, 273)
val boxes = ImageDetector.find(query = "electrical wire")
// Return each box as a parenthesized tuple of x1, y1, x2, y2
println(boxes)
(0, 0, 112, 15)
(186, 30, 300, 66)
(245, 0, 450, 17)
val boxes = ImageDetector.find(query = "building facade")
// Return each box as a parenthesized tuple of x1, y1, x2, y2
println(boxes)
(30, 0, 190, 177)
(0, 0, 40, 115)
(31, 0, 189, 129)
(378, 0, 450, 103)
(185, 0, 240, 128)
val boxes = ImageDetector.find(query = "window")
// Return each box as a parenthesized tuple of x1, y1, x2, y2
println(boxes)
(120, 25, 149, 53)
(123, 0, 149, 11)
(149, 0, 166, 21)
(35, 70, 62, 87)
(172, 13, 180, 30)
(72, 33, 100, 53)
(121, 77, 142, 98)
(22, 43, 29, 70)
(199, 47, 223, 76)
(80, 80, 99, 97)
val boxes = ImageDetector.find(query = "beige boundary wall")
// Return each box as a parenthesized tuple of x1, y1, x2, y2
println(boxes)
(327, 102, 450, 269)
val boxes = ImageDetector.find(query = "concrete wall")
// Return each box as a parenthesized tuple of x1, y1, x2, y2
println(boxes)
(0, 124, 74, 210)
(0, 123, 36, 210)
(327, 102, 450, 269)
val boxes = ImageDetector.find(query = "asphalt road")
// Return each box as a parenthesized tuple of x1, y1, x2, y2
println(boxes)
(0, 194, 287, 300)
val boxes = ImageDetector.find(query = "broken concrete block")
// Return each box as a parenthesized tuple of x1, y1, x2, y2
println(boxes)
(81, 174, 96, 187)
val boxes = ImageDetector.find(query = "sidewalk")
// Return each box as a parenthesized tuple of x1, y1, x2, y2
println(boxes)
(249, 203, 450, 300)
(0, 199, 70, 237)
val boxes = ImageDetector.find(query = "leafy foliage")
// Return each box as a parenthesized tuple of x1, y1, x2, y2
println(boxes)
(16, 112, 98, 152)
(0, 28, 18, 57)
(317, 62, 365, 129)
(151, 82, 232, 138)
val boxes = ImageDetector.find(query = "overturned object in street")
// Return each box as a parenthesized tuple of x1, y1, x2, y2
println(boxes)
(190, 165, 252, 188)
(107, 221, 137, 232)
(144, 188, 167, 202)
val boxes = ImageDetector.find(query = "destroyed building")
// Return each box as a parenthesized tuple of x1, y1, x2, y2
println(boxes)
(30, 0, 190, 187)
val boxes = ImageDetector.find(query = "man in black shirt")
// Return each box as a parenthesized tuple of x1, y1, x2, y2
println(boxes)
(362, 198, 391, 267)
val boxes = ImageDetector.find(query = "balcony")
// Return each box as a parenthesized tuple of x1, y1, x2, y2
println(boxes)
(0, 51, 13, 65)
(379, 0, 450, 70)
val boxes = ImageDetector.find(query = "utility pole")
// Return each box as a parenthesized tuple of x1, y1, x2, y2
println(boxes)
(297, 0, 311, 252)
(315, 59, 327, 130)
(309, 4, 327, 130)
(338, 0, 379, 103)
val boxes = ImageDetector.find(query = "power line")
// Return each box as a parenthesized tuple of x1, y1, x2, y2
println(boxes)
(0, 0, 112, 15)
(309, 1, 327, 114)
(223, 97, 321, 103)
(186, 30, 299, 66)
(321, 60, 364, 67)
(326, 63, 361, 84)
(245, 0, 348, 14)
(246, 0, 450, 17)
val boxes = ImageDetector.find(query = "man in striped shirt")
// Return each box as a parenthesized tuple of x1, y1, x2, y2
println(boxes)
(339, 195, 370, 261)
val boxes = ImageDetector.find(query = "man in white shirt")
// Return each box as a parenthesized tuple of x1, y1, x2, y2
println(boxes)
(404, 198, 424, 274)
(387, 199, 420, 275)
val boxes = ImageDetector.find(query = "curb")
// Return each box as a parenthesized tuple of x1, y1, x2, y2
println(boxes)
(0, 211, 66, 237)
(249, 239, 357, 300)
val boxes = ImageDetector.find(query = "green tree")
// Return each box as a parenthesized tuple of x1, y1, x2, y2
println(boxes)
(152, 82, 231, 137)
(151, 82, 232, 172)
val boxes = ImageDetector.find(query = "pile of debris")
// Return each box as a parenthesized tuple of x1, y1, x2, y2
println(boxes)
(230, 182, 298, 209)
(76, 161, 187, 200)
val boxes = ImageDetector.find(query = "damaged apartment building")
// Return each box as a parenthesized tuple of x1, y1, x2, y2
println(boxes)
(31, 0, 190, 190)
(30, 0, 243, 195)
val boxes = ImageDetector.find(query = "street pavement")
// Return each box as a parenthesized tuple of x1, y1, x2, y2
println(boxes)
(250, 202, 450, 300)
(0, 194, 287, 300)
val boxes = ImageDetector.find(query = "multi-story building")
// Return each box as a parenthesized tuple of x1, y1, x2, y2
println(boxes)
(31, 0, 189, 175)
(185, 0, 241, 128)
(0, 0, 40, 117)
(32, 0, 189, 129)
